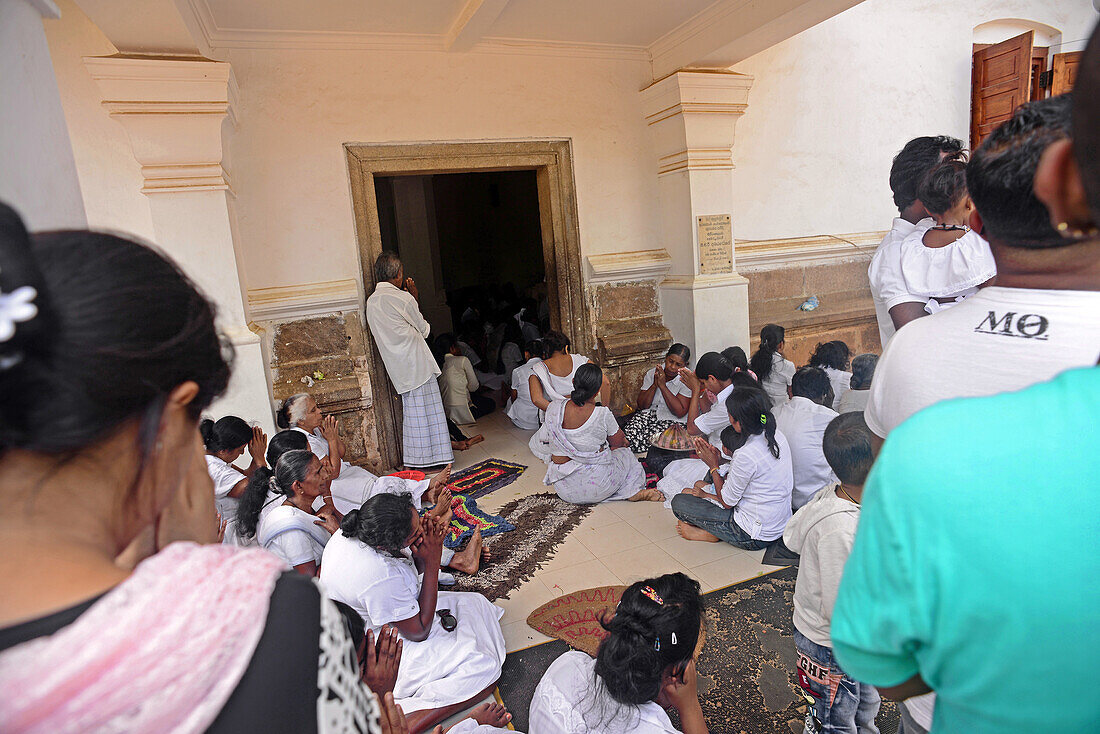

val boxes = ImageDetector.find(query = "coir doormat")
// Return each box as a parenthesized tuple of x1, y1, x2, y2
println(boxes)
(525, 585, 625, 658)
(445, 458, 527, 501)
(449, 492, 591, 602)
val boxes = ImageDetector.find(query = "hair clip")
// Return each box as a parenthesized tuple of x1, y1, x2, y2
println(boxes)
(760, 414, 767, 425)
(671, 632, 678, 645)
(654, 638, 660, 651)
(641, 586, 664, 605)
(0, 286, 38, 343)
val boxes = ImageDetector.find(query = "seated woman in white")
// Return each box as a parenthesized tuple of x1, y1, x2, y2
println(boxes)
(236, 449, 340, 575)
(437, 332, 495, 425)
(807, 340, 853, 409)
(749, 324, 795, 407)
(621, 343, 692, 454)
(529, 330, 604, 413)
(320, 493, 506, 734)
(529, 572, 708, 734)
(505, 339, 544, 431)
(898, 159, 996, 314)
(835, 353, 877, 414)
(276, 392, 445, 514)
(535, 364, 660, 504)
(201, 415, 266, 545)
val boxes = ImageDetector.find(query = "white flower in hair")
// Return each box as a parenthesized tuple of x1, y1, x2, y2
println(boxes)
(0, 285, 38, 342)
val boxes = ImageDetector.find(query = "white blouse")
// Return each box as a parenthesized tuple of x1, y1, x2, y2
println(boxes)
(553, 406, 620, 455)
(762, 353, 795, 407)
(257, 501, 328, 567)
(529, 650, 678, 734)
(639, 370, 690, 423)
(204, 454, 244, 522)
(897, 228, 996, 300)
(533, 354, 590, 401)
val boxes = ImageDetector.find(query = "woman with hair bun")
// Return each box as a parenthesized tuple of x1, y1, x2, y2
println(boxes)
(201, 415, 267, 543)
(530, 572, 707, 733)
(533, 363, 660, 504)
(321, 493, 507, 733)
(236, 449, 340, 576)
(0, 204, 381, 732)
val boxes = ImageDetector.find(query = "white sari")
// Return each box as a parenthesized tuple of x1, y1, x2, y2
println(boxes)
(539, 400, 644, 504)
(294, 427, 430, 513)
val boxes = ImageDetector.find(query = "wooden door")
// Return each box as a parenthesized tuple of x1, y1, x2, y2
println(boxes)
(1052, 51, 1082, 95)
(971, 31, 1033, 148)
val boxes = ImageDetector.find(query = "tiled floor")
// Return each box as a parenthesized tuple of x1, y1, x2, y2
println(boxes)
(450, 409, 772, 653)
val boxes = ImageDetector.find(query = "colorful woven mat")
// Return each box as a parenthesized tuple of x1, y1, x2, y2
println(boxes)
(444, 458, 527, 501)
(435, 493, 515, 550)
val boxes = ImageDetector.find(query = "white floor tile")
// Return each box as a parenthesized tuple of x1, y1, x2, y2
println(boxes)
(495, 576, 555, 625)
(575, 519, 650, 557)
(656, 533, 742, 568)
(502, 618, 552, 654)
(600, 543, 690, 586)
(690, 551, 770, 592)
(536, 558, 622, 595)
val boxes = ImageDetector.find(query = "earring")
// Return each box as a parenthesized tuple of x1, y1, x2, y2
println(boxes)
(1057, 221, 1100, 238)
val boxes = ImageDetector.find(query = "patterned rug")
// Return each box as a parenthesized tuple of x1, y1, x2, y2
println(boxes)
(449, 492, 592, 601)
(525, 585, 625, 658)
(445, 458, 528, 501)
(435, 494, 515, 550)
(498, 567, 900, 734)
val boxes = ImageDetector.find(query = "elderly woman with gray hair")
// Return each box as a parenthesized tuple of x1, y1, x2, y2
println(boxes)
(834, 354, 878, 414)
(276, 392, 451, 513)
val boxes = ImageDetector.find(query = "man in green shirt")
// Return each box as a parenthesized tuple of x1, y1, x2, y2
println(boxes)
(830, 366, 1100, 732)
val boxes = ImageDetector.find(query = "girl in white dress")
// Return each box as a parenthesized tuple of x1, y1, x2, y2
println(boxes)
(750, 324, 795, 407)
(835, 353, 877, 414)
(320, 493, 506, 733)
(536, 364, 660, 504)
(277, 392, 444, 514)
(897, 159, 996, 313)
(236, 449, 340, 575)
(808, 340, 853, 409)
(530, 572, 707, 734)
(201, 415, 267, 545)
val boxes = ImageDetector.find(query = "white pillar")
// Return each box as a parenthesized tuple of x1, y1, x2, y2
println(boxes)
(0, 0, 86, 229)
(641, 70, 753, 357)
(84, 56, 274, 435)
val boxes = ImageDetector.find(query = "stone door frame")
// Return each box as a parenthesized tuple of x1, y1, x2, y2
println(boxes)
(345, 139, 589, 469)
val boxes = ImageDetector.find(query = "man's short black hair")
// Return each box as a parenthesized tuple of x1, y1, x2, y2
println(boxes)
(889, 135, 965, 212)
(791, 366, 831, 401)
(967, 95, 1073, 249)
(823, 412, 874, 486)
(1074, 24, 1100, 220)
(695, 352, 733, 382)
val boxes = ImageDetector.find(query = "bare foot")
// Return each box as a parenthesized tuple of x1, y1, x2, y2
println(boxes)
(628, 488, 664, 502)
(466, 434, 484, 447)
(427, 487, 453, 522)
(426, 464, 452, 504)
(676, 519, 720, 543)
(447, 529, 483, 575)
(451, 440, 469, 451)
(480, 545, 491, 563)
(467, 701, 511, 728)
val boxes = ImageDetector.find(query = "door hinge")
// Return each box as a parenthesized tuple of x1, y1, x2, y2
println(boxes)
(1038, 70, 1054, 89)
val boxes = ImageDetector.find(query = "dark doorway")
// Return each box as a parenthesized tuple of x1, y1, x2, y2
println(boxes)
(374, 170, 547, 340)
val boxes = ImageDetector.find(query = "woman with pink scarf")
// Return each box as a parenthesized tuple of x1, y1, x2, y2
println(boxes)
(0, 206, 386, 733)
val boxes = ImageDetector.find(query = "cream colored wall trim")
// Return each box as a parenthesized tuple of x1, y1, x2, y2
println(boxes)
(248, 279, 362, 322)
(735, 231, 886, 270)
(660, 272, 750, 290)
(585, 249, 673, 284)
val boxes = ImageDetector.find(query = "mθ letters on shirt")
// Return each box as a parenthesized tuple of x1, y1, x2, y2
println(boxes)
(973, 310, 1050, 340)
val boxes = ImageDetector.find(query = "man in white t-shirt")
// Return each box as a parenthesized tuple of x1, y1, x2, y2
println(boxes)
(867, 95, 1100, 441)
(773, 367, 838, 510)
(868, 136, 965, 346)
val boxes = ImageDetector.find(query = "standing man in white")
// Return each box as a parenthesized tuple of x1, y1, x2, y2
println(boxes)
(366, 252, 455, 469)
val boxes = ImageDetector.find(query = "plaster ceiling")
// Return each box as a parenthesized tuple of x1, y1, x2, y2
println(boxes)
(201, 0, 716, 48)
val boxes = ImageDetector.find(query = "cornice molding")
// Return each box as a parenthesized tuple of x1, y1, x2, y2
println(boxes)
(585, 249, 672, 284)
(660, 273, 750, 291)
(247, 279, 362, 322)
(735, 231, 886, 270)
